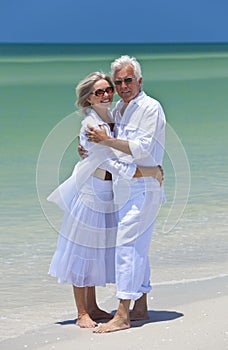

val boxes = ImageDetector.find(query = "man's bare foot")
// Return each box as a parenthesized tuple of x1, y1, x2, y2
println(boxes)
(89, 308, 113, 320)
(93, 315, 130, 333)
(129, 310, 149, 321)
(76, 312, 98, 328)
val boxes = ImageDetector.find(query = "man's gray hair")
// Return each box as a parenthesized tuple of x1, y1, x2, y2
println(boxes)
(111, 55, 142, 80)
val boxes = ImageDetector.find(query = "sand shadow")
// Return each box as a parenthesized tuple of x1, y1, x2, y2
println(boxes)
(56, 309, 183, 327)
(130, 309, 184, 328)
(55, 319, 77, 325)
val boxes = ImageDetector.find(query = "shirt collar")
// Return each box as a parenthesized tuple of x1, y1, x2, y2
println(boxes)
(119, 91, 145, 109)
(89, 108, 113, 124)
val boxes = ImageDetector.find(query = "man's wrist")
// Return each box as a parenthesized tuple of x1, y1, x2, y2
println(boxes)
(100, 137, 114, 146)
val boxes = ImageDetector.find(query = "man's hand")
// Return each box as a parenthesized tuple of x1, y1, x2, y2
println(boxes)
(85, 125, 132, 155)
(85, 124, 110, 143)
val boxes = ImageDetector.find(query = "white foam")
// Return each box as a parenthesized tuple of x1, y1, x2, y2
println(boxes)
(153, 273, 228, 286)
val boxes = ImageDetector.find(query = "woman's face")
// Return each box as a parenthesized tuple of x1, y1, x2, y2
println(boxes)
(87, 79, 114, 108)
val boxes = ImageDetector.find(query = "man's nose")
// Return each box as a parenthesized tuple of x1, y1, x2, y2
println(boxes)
(120, 81, 128, 87)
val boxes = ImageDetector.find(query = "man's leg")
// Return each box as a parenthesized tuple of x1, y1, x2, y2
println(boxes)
(130, 293, 149, 320)
(130, 257, 151, 320)
(96, 188, 160, 332)
(93, 299, 131, 333)
(130, 188, 161, 321)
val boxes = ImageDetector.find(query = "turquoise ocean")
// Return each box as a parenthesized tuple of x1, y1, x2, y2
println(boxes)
(1, 44, 228, 342)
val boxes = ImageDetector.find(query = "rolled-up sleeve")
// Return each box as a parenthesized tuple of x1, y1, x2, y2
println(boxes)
(129, 138, 151, 160)
(128, 103, 165, 161)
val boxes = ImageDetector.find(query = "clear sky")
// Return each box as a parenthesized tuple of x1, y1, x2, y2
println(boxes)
(0, 0, 228, 43)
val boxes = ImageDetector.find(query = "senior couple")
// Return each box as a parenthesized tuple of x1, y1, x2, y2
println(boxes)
(48, 55, 166, 333)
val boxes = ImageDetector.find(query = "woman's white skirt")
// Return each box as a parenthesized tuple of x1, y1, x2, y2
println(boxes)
(48, 177, 118, 287)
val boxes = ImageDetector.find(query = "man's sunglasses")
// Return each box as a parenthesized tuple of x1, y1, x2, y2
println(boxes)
(114, 77, 134, 86)
(92, 86, 114, 97)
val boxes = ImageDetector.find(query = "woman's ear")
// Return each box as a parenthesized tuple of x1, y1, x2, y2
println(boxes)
(87, 97, 92, 105)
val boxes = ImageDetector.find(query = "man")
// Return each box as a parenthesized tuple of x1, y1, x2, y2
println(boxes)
(86, 55, 166, 333)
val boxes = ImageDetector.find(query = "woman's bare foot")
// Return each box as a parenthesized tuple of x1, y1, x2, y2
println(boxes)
(76, 312, 98, 328)
(93, 315, 130, 333)
(89, 308, 113, 320)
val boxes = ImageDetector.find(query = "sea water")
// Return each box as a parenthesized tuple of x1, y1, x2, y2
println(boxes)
(1, 43, 228, 341)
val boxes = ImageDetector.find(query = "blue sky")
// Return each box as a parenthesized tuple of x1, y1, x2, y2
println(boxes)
(0, 0, 228, 43)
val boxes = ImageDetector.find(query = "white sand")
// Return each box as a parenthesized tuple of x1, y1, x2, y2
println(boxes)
(2, 276, 228, 350)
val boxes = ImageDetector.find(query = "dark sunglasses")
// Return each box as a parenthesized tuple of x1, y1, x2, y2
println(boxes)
(114, 77, 135, 86)
(92, 86, 114, 97)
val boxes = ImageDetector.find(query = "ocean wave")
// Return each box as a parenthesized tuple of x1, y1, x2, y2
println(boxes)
(153, 273, 228, 286)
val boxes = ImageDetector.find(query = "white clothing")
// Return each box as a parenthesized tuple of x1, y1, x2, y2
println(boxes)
(48, 109, 135, 287)
(49, 183, 116, 286)
(112, 91, 166, 300)
(47, 110, 136, 213)
(113, 91, 166, 166)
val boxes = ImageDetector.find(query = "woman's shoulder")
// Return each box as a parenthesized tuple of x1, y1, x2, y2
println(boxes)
(81, 112, 99, 129)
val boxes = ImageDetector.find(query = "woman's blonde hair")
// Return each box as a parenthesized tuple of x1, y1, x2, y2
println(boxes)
(75, 72, 114, 113)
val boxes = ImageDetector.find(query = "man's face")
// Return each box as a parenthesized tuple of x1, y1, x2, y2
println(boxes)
(113, 65, 142, 103)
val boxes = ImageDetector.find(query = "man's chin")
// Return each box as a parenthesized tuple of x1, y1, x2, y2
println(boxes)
(121, 92, 132, 102)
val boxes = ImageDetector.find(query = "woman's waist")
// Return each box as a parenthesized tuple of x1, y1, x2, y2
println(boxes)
(114, 176, 161, 192)
(92, 168, 112, 181)
(80, 175, 113, 194)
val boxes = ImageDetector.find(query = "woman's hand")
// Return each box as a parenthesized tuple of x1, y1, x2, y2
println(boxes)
(85, 125, 111, 143)
(155, 165, 164, 186)
(133, 165, 164, 186)
(77, 136, 88, 159)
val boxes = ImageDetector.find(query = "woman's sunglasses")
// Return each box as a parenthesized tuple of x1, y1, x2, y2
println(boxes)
(92, 86, 114, 97)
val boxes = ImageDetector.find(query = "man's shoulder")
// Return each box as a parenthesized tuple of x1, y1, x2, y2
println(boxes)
(140, 93, 166, 123)
(140, 92, 161, 108)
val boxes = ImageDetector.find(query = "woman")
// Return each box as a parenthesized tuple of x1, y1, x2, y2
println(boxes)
(48, 72, 163, 328)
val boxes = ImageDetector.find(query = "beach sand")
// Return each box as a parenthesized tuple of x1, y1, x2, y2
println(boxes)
(2, 276, 228, 350)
